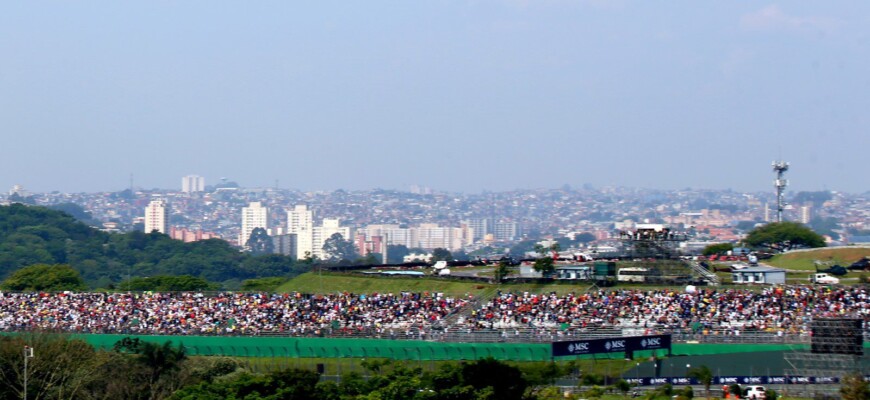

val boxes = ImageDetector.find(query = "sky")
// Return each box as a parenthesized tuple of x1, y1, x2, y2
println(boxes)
(1, 2, 869, 194)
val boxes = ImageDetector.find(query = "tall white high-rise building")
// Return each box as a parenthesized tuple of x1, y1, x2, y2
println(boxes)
(312, 218, 351, 259)
(288, 205, 314, 258)
(240, 202, 269, 247)
(800, 205, 812, 224)
(144, 200, 168, 234)
(181, 175, 205, 193)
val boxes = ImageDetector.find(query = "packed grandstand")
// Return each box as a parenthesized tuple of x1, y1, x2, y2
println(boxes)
(0, 286, 867, 341)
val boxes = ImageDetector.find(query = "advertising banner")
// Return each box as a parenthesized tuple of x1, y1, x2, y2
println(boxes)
(552, 334, 671, 357)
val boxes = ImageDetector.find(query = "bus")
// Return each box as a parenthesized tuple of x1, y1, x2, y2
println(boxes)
(617, 267, 650, 282)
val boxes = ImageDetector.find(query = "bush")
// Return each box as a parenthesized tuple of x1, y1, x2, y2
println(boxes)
(583, 385, 605, 399)
(674, 386, 693, 399)
(581, 373, 605, 386)
(1, 263, 87, 291)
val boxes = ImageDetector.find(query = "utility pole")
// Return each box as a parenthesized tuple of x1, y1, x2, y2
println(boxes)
(23, 345, 33, 400)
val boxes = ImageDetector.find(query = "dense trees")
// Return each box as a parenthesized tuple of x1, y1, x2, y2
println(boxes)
(171, 357, 529, 400)
(385, 244, 410, 264)
(0, 264, 87, 291)
(0, 204, 307, 289)
(431, 248, 453, 262)
(688, 365, 713, 399)
(246, 227, 274, 255)
(744, 222, 826, 252)
(494, 258, 513, 283)
(701, 242, 734, 256)
(118, 275, 218, 291)
(840, 371, 870, 400)
(532, 243, 559, 276)
(320, 233, 358, 263)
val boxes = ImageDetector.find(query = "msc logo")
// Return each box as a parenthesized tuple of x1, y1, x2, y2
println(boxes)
(641, 338, 661, 348)
(568, 342, 589, 353)
(604, 340, 625, 351)
(719, 377, 738, 383)
(651, 378, 668, 385)
(816, 377, 836, 384)
(768, 377, 786, 384)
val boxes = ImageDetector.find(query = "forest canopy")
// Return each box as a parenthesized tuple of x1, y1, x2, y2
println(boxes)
(0, 204, 307, 289)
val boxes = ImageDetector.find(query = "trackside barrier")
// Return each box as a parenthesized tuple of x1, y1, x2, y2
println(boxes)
(60, 333, 862, 362)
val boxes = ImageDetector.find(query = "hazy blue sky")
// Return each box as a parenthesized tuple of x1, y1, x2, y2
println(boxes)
(2, 2, 868, 194)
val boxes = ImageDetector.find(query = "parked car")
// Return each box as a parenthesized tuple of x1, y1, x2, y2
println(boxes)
(742, 385, 767, 400)
(848, 258, 870, 271)
(809, 273, 840, 284)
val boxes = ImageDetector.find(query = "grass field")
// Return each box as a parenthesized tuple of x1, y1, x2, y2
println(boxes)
(766, 247, 870, 271)
(276, 272, 493, 296)
(276, 271, 616, 296)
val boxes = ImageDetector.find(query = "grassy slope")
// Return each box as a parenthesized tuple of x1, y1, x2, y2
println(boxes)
(276, 272, 615, 296)
(766, 247, 870, 271)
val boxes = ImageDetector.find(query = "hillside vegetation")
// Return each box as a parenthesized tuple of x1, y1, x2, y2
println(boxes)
(766, 247, 870, 271)
(0, 203, 308, 288)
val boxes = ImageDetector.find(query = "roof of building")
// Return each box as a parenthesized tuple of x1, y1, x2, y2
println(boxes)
(733, 266, 786, 273)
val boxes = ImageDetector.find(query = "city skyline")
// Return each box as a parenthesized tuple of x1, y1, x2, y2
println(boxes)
(3, 170, 868, 196)
(2, 2, 869, 193)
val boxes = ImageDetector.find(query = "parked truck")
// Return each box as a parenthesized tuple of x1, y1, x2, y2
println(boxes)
(809, 273, 840, 284)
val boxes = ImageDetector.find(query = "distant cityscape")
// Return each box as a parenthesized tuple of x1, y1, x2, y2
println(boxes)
(3, 174, 868, 261)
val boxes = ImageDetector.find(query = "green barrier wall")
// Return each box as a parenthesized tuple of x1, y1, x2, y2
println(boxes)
(74, 334, 552, 361)
(64, 334, 858, 361)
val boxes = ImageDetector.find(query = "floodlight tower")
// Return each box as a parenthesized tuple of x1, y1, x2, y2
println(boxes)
(772, 161, 789, 223)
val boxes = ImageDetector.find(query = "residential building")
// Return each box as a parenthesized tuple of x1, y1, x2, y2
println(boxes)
(356, 232, 385, 257)
(239, 202, 268, 247)
(467, 218, 492, 241)
(493, 221, 520, 241)
(312, 218, 351, 259)
(360, 223, 471, 251)
(181, 175, 205, 193)
(169, 227, 219, 242)
(288, 205, 314, 259)
(144, 199, 168, 234)
(800, 205, 812, 224)
(272, 233, 298, 257)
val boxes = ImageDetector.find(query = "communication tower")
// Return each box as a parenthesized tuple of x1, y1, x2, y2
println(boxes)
(772, 161, 789, 222)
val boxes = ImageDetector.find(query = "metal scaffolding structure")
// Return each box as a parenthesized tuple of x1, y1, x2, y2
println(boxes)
(618, 224, 687, 259)
(784, 318, 867, 379)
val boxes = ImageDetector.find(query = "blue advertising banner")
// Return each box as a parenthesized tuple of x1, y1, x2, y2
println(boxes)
(623, 375, 862, 386)
(552, 334, 671, 357)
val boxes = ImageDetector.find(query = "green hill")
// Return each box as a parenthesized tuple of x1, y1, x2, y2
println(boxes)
(0, 203, 306, 288)
(766, 247, 870, 271)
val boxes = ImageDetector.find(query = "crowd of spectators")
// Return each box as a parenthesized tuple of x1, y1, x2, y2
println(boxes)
(0, 291, 466, 336)
(464, 286, 870, 336)
(0, 286, 867, 338)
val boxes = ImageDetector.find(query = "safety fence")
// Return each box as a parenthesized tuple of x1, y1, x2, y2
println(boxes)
(253, 326, 825, 345)
(67, 333, 834, 361)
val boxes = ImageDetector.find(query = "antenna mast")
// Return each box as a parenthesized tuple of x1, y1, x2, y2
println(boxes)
(772, 161, 789, 223)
